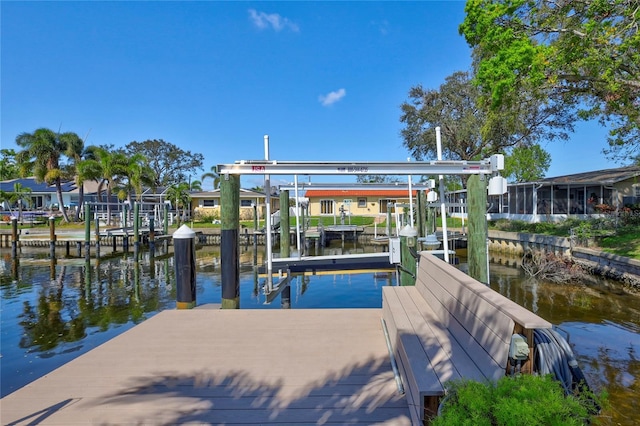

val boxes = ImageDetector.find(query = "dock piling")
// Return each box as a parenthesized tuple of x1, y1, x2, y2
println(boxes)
(221, 173, 240, 309)
(467, 174, 489, 284)
(11, 217, 18, 257)
(94, 217, 100, 258)
(173, 224, 197, 309)
(149, 217, 155, 253)
(49, 216, 56, 259)
(399, 225, 418, 286)
(84, 203, 91, 260)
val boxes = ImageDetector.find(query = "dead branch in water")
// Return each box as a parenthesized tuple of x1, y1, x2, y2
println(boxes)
(522, 249, 587, 284)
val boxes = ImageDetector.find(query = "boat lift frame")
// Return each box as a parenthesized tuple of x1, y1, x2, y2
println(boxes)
(217, 154, 504, 287)
(217, 156, 504, 177)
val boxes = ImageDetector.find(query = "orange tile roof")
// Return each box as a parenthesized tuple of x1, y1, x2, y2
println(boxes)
(304, 189, 424, 197)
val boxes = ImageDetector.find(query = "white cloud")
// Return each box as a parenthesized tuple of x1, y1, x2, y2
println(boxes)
(248, 9, 299, 32)
(318, 88, 346, 107)
(371, 19, 390, 35)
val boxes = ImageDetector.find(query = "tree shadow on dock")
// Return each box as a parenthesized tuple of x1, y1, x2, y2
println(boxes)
(92, 356, 409, 425)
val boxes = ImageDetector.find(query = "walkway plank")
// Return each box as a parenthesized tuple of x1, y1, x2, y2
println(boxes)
(1, 308, 410, 425)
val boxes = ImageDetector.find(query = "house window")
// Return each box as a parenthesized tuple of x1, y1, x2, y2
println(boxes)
(240, 199, 253, 207)
(634, 185, 640, 197)
(203, 199, 218, 207)
(320, 199, 334, 215)
(357, 198, 366, 208)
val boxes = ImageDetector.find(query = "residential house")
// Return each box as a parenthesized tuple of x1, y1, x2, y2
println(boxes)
(446, 165, 640, 222)
(190, 188, 267, 221)
(301, 184, 434, 217)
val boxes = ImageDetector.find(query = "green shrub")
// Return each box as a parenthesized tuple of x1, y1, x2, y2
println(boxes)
(433, 375, 600, 426)
(194, 210, 220, 222)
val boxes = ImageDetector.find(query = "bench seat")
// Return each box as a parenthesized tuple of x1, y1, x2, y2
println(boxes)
(382, 252, 552, 425)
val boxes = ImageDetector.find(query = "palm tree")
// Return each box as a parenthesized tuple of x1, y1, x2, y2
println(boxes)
(93, 148, 127, 225)
(189, 179, 202, 192)
(118, 153, 155, 204)
(63, 133, 95, 221)
(75, 148, 104, 221)
(8, 182, 32, 221)
(166, 182, 191, 226)
(201, 166, 220, 191)
(15, 128, 72, 222)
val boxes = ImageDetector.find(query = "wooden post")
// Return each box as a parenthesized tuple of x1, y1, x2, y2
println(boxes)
(280, 190, 290, 258)
(399, 225, 418, 286)
(467, 174, 489, 284)
(163, 201, 169, 252)
(84, 202, 91, 260)
(220, 174, 240, 309)
(49, 216, 56, 259)
(11, 217, 18, 257)
(94, 217, 100, 259)
(149, 217, 155, 253)
(133, 201, 140, 260)
(417, 190, 426, 239)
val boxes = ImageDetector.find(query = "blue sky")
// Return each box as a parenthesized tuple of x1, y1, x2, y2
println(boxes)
(1, 1, 624, 189)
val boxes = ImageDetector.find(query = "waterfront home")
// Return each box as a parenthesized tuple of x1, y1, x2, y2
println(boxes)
(446, 165, 640, 223)
(0, 177, 102, 212)
(301, 183, 434, 218)
(190, 188, 267, 221)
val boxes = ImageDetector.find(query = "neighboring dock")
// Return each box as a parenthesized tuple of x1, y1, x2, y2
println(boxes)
(0, 308, 411, 425)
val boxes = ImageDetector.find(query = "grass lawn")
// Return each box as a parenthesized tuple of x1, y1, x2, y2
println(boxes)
(597, 226, 640, 258)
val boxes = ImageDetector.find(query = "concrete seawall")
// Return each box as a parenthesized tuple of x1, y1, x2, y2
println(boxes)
(488, 230, 572, 257)
(487, 230, 640, 289)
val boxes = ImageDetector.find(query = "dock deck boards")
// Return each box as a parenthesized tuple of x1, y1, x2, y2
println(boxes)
(1, 308, 411, 425)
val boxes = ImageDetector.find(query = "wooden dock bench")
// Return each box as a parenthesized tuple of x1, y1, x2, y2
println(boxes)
(382, 252, 552, 425)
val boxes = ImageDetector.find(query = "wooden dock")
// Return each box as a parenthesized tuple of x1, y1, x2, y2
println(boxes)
(0, 308, 411, 425)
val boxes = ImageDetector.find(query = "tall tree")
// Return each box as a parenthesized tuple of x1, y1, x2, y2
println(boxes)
(75, 152, 104, 219)
(399, 71, 570, 186)
(0, 149, 20, 180)
(503, 144, 552, 183)
(126, 139, 203, 187)
(15, 128, 73, 222)
(460, 0, 640, 159)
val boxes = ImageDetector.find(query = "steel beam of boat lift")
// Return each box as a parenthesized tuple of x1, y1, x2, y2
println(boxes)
(216, 155, 504, 176)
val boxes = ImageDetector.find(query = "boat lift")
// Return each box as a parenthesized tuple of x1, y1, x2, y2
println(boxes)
(217, 150, 505, 296)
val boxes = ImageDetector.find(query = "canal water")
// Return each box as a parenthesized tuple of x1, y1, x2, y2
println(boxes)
(1, 243, 638, 425)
